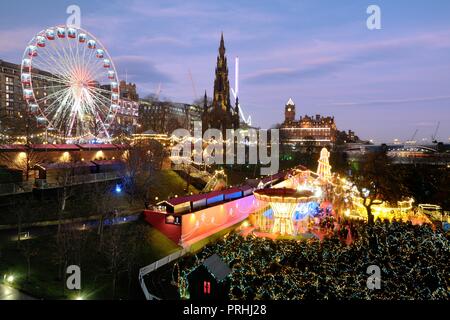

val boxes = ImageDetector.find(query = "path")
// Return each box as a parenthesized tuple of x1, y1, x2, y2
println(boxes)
(0, 284, 36, 300)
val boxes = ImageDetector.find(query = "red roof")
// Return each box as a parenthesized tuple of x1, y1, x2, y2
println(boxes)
(0, 144, 28, 152)
(30, 144, 59, 151)
(160, 172, 293, 210)
(52, 144, 80, 151)
(163, 190, 228, 206)
(77, 144, 119, 150)
(166, 193, 206, 206)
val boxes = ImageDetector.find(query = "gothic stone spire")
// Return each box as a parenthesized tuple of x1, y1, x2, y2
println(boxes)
(213, 33, 231, 113)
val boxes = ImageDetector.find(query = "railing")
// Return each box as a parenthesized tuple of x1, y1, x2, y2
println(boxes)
(35, 172, 122, 189)
(139, 246, 191, 300)
(0, 173, 122, 195)
(146, 205, 167, 213)
(171, 163, 212, 181)
(0, 181, 34, 196)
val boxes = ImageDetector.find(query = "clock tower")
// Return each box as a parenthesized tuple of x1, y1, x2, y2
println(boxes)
(285, 98, 296, 123)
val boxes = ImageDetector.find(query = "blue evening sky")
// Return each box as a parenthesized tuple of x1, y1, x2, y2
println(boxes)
(1, 0, 450, 143)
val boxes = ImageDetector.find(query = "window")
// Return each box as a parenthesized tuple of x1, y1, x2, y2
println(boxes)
(5, 76, 13, 84)
(203, 281, 211, 295)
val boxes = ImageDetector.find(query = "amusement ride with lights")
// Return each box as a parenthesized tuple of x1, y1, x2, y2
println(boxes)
(21, 25, 120, 142)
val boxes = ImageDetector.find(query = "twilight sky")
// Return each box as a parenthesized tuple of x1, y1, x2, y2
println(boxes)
(1, 0, 450, 143)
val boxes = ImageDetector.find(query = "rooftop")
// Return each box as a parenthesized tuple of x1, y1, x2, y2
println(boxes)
(203, 254, 231, 282)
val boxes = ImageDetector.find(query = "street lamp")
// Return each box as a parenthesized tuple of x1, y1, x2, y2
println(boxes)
(4, 274, 15, 283)
(362, 188, 370, 198)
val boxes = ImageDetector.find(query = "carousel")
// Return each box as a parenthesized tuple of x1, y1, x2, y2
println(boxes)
(253, 188, 320, 236)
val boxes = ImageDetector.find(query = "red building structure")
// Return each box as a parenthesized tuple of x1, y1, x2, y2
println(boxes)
(144, 168, 302, 246)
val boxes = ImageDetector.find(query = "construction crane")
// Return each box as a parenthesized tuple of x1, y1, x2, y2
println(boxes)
(431, 122, 440, 144)
(188, 69, 198, 101)
(405, 129, 418, 145)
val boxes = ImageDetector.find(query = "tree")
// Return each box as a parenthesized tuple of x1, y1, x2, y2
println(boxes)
(193, 96, 212, 108)
(121, 141, 164, 206)
(11, 195, 34, 249)
(351, 151, 407, 226)
(21, 238, 39, 282)
(166, 116, 182, 135)
(124, 225, 147, 296)
(0, 148, 46, 181)
(54, 224, 89, 293)
(103, 225, 128, 299)
(55, 166, 76, 237)
(304, 135, 316, 155)
(90, 181, 117, 248)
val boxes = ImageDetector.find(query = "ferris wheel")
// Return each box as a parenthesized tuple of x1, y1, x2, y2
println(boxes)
(20, 25, 120, 140)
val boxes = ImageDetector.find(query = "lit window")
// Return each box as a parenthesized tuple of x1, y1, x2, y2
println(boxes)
(203, 281, 211, 295)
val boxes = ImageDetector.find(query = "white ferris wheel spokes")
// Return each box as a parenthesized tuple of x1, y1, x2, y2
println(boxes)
(20, 26, 120, 140)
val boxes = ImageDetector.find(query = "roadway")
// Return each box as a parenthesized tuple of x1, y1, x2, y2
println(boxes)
(0, 284, 36, 300)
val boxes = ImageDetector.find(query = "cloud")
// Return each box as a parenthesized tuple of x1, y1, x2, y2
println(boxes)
(243, 63, 340, 84)
(113, 55, 172, 84)
(251, 28, 450, 64)
(129, 1, 220, 18)
(322, 95, 450, 107)
(241, 28, 450, 85)
(128, 0, 277, 23)
(133, 36, 190, 48)
(0, 27, 40, 55)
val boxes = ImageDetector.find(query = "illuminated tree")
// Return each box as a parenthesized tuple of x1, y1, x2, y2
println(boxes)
(351, 151, 407, 226)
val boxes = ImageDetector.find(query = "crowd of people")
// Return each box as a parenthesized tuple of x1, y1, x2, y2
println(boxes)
(179, 220, 449, 300)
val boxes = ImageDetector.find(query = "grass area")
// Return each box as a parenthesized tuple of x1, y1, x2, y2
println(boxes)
(0, 220, 179, 300)
(142, 223, 180, 259)
(0, 169, 197, 226)
(224, 166, 259, 186)
(189, 221, 245, 253)
(143, 221, 247, 300)
(148, 170, 199, 201)
(0, 168, 199, 300)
